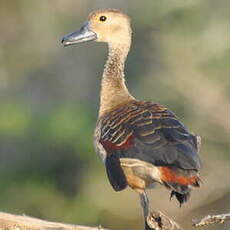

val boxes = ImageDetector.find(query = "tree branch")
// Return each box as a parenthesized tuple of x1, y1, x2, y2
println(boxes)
(193, 213, 230, 227)
(145, 211, 184, 230)
(0, 210, 187, 230)
(0, 212, 109, 230)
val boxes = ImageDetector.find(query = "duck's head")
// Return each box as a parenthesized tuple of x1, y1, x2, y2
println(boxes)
(62, 9, 131, 47)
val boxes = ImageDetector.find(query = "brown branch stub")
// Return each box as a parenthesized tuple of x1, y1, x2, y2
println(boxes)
(0, 212, 109, 230)
(193, 213, 230, 227)
(146, 211, 184, 230)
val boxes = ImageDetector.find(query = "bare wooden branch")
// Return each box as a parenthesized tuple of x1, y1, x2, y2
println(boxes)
(0, 210, 196, 230)
(0, 212, 109, 230)
(145, 211, 184, 230)
(193, 213, 230, 227)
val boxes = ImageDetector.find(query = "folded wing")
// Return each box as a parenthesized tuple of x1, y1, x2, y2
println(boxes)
(96, 101, 201, 191)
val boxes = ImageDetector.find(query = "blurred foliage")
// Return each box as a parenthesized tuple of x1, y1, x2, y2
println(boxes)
(0, 0, 229, 229)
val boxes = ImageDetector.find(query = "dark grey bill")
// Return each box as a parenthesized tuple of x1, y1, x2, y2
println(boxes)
(61, 22, 97, 46)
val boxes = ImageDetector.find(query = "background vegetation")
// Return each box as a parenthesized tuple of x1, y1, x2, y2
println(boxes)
(0, 0, 229, 229)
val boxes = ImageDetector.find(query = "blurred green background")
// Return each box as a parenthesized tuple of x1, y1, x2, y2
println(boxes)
(0, 0, 230, 229)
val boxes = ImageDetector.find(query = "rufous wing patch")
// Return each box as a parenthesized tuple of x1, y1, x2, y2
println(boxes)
(100, 134, 134, 151)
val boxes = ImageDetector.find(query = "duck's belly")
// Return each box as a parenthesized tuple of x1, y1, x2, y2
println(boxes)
(120, 158, 162, 193)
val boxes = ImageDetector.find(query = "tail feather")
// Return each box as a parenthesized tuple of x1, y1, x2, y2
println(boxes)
(170, 190, 190, 206)
(163, 180, 200, 206)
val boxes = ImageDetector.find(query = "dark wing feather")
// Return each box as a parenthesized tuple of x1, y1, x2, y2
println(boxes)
(105, 153, 127, 191)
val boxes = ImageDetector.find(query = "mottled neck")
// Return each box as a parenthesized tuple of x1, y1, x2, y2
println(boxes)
(99, 44, 134, 116)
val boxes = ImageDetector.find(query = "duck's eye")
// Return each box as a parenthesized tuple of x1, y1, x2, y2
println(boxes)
(99, 16, 107, 22)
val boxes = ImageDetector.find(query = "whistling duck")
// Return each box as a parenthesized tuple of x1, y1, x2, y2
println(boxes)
(62, 9, 201, 220)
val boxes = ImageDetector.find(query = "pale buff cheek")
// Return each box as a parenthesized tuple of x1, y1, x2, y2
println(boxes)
(90, 22, 111, 41)
(90, 20, 129, 44)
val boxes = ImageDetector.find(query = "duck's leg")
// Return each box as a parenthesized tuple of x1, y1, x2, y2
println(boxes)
(139, 190, 153, 229)
(139, 190, 149, 218)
